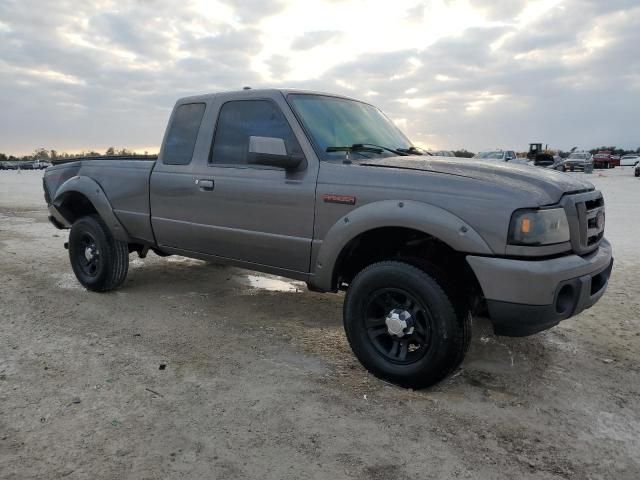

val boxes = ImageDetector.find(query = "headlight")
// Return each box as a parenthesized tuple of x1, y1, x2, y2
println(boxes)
(508, 208, 570, 245)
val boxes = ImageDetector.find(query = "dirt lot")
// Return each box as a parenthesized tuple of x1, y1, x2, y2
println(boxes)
(1, 168, 639, 479)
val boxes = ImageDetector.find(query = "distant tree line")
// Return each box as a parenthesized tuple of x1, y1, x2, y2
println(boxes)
(0, 147, 154, 163)
(2, 145, 639, 163)
(445, 147, 640, 158)
(586, 146, 640, 156)
(453, 149, 475, 158)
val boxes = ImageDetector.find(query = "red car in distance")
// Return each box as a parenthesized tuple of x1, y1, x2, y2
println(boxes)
(593, 151, 618, 169)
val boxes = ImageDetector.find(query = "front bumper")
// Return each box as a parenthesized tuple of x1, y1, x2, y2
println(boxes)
(466, 239, 613, 336)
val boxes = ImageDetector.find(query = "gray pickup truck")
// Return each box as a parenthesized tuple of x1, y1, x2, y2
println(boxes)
(43, 89, 613, 388)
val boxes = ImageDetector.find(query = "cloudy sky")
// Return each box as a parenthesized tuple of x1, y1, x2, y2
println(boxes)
(0, 0, 638, 156)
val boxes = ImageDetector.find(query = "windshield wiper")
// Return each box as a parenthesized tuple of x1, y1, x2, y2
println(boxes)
(326, 144, 410, 161)
(397, 146, 430, 156)
(353, 143, 409, 156)
(326, 144, 382, 161)
(326, 145, 383, 154)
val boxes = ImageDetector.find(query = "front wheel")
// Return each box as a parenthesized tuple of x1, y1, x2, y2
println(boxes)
(68, 214, 129, 291)
(343, 261, 471, 389)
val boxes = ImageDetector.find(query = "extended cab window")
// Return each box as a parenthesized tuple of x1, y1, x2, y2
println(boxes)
(163, 103, 206, 165)
(210, 100, 301, 165)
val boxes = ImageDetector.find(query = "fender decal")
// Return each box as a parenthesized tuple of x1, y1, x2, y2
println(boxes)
(322, 194, 356, 205)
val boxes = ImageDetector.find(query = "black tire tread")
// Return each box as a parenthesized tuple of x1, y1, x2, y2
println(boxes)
(93, 214, 129, 291)
(399, 257, 473, 365)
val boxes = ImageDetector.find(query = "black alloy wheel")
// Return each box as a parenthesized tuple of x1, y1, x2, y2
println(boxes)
(364, 288, 434, 365)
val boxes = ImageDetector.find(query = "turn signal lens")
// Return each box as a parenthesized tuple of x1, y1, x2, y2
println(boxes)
(509, 208, 570, 245)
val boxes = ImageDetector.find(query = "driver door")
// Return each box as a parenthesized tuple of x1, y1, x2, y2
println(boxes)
(187, 93, 318, 274)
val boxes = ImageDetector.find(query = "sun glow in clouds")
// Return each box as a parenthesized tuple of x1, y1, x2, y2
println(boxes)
(251, 0, 491, 82)
(465, 91, 506, 113)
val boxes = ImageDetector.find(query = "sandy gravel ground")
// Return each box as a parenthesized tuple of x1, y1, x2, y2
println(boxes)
(1, 168, 638, 479)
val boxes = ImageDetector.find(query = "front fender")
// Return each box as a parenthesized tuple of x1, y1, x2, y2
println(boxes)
(310, 199, 493, 291)
(52, 176, 131, 242)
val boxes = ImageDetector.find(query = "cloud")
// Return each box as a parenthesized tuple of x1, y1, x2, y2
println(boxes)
(298, 1, 640, 151)
(291, 31, 342, 50)
(0, 0, 638, 155)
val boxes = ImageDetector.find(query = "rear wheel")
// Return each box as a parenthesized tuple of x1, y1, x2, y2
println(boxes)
(343, 261, 471, 389)
(68, 215, 129, 291)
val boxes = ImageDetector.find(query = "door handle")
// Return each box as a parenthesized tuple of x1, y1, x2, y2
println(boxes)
(195, 179, 214, 191)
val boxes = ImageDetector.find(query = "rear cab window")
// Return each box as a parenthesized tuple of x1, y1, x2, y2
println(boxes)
(163, 103, 206, 165)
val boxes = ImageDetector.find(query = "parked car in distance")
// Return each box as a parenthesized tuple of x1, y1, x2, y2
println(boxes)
(561, 152, 593, 172)
(430, 150, 456, 157)
(593, 151, 615, 169)
(620, 154, 640, 166)
(473, 150, 517, 162)
(43, 88, 612, 389)
(14, 160, 50, 170)
(19, 161, 36, 170)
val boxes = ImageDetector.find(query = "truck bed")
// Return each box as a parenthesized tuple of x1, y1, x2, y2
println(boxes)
(45, 156, 158, 244)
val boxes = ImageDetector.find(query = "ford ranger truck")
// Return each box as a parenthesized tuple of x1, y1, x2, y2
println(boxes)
(43, 89, 613, 388)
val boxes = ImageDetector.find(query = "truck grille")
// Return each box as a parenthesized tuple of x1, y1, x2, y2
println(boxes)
(562, 191, 605, 255)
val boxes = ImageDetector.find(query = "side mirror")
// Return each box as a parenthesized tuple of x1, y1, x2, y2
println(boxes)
(247, 136, 304, 170)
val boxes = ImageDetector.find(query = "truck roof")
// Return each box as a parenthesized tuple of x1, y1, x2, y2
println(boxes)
(176, 88, 364, 105)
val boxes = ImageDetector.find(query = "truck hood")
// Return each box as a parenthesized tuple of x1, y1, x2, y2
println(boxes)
(360, 156, 594, 204)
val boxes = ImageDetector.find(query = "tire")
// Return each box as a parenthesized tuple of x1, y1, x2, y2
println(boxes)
(343, 261, 471, 389)
(68, 214, 129, 291)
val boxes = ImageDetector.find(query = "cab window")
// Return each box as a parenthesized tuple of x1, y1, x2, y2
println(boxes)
(210, 100, 302, 165)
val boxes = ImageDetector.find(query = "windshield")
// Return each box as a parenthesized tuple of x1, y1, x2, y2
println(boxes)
(288, 94, 412, 160)
(474, 151, 505, 160)
(568, 153, 587, 159)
